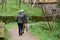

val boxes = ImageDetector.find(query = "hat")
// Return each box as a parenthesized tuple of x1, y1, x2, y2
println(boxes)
(18, 9, 24, 13)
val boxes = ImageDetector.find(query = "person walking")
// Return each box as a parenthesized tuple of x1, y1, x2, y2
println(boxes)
(16, 10, 27, 36)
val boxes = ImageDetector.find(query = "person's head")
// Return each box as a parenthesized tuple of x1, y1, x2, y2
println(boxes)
(18, 10, 24, 14)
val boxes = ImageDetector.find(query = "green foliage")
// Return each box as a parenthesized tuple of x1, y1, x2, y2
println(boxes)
(57, 0, 60, 8)
(29, 22, 60, 40)
(0, 0, 42, 16)
(4, 22, 17, 40)
(5, 22, 17, 29)
(4, 28, 8, 40)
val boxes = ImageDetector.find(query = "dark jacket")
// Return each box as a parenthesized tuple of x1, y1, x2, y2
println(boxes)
(17, 12, 27, 23)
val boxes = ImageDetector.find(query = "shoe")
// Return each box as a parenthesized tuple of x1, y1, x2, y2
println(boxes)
(21, 33, 22, 36)
(22, 32, 24, 34)
(19, 33, 22, 36)
(19, 34, 20, 36)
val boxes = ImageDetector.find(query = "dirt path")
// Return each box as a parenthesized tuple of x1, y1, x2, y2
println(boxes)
(8, 24, 39, 40)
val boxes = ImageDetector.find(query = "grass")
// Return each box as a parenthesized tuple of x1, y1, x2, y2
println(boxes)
(4, 21, 60, 40)
(4, 28, 8, 40)
(0, 0, 42, 16)
(4, 22, 17, 40)
(29, 22, 59, 40)
(5, 22, 17, 29)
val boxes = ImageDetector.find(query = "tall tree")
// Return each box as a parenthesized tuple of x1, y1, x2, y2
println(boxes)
(19, 0, 21, 8)
(0, 0, 6, 9)
(0, 0, 2, 5)
(16, 0, 21, 8)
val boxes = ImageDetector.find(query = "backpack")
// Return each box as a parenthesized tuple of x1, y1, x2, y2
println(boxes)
(17, 14, 24, 23)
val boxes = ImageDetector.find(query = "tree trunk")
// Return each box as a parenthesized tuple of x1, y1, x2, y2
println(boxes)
(2, 0, 4, 9)
(19, 0, 21, 8)
(4, 0, 6, 10)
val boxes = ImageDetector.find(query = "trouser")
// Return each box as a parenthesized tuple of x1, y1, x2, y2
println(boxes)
(18, 23, 23, 35)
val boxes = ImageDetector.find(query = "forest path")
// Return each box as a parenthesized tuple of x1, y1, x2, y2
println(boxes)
(8, 24, 39, 40)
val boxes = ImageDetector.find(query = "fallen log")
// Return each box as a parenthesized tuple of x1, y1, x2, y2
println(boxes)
(29, 15, 60, 22)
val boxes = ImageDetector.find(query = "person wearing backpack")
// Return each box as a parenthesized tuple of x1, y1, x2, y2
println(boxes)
(16, 10, 27, 36)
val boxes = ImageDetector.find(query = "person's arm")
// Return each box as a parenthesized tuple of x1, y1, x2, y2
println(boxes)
(23, 15, 28, 32)
(23, 15, 27, 23)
